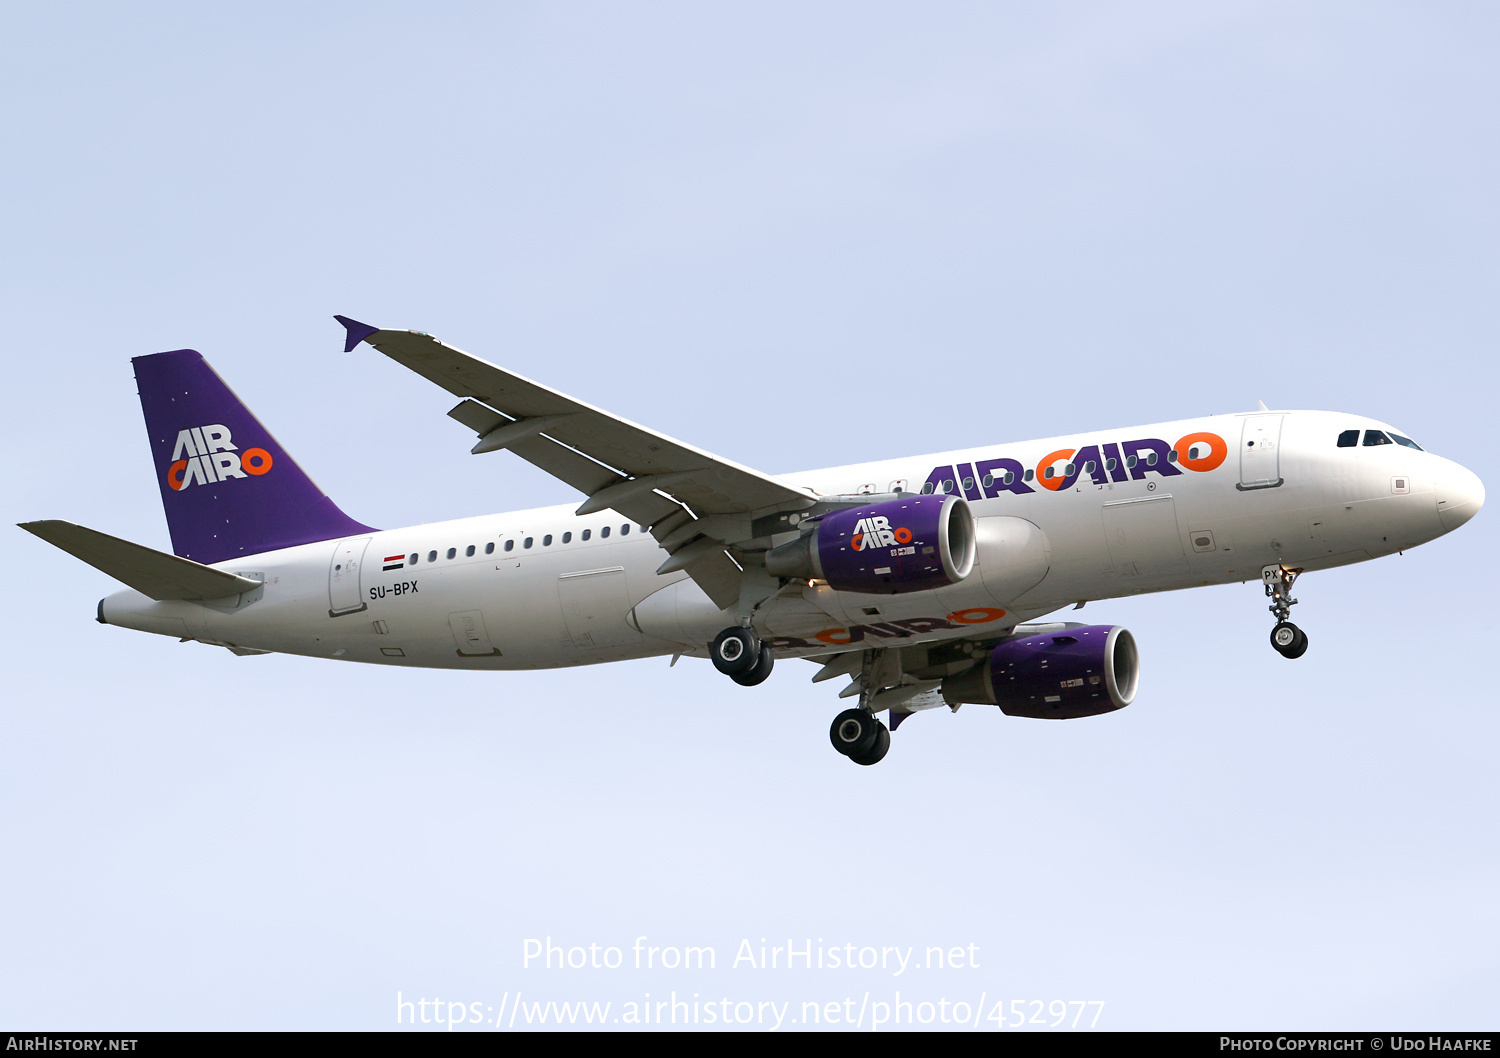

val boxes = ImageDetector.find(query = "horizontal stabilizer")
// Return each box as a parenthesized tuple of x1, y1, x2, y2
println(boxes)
(19, 520, 262, 601)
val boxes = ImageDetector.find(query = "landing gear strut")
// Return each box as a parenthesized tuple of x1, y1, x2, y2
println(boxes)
(1262, 563, 1309, 659)
(711, 626, 775, 685)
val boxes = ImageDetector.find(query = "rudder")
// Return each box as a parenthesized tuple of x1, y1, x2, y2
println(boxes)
(134, 349, 375, 564)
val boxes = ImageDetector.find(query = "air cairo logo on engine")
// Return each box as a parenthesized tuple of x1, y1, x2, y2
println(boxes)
(165, 423, 273, 491)
(850, 514, 913, 552)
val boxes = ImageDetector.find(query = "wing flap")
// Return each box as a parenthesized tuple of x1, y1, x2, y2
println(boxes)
(20, 520, 262, 601)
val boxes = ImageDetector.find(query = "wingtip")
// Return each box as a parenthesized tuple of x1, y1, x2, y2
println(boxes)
(333, 315, 380, 353)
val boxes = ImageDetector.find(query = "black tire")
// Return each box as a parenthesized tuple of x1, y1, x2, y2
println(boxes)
(1283, 627, 1309, 659)
(829, 708, 879, 757)
(730, 644, 774, 686)
(711, 627, 759, 676)
(850, 724, 890, 766)
(1270, 621, 1301, 657)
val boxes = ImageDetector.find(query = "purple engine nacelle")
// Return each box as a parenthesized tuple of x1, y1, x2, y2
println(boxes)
(941, 625, 1139, 719)
(764, 494, 975, 595)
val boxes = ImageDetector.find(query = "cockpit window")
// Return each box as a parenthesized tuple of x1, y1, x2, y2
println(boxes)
(1337, 430, 1359, 448)
(1363, 430, 1393, 447)
(1389, 433, 1423, 451)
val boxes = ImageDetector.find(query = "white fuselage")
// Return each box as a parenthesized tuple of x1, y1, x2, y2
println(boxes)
(99, 410, 1484, 667)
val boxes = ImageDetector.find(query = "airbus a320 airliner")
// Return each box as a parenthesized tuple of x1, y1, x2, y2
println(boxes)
(22, 318, 1484, 765)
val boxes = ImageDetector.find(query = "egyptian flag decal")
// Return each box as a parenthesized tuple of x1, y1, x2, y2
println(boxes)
(382, 554, 406, 571)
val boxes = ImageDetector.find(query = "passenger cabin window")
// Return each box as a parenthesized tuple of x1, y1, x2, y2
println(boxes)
(427, 551, 437, 563)
(582, 529, 591, 541)
(1023, 469, 1034, 481)
(466, 545, 475, 557)
(601, 526, 610, 538)
(485, 542, 494, 555)
(921, 482, 934, 494)
(408, 553, 417, 565)
(446, 548, 456, 559)
(543, 534, 553, 546)
(562, 532, 572, 544)
(504, 540, 514, 552)
(1364, 430, 1393, 447)
(524, 537, 533, 549)
(620, 524, 630, 536)
(1337, 430, 1360, 448)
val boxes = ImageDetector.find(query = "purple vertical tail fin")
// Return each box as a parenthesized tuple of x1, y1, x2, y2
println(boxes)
(134, 350, 375, 564)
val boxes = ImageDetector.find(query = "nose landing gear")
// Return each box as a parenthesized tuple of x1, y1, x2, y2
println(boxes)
(1262, 563, 1309, 659)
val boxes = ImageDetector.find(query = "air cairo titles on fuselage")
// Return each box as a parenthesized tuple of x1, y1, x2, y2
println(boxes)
(922, 430, 1228, 500)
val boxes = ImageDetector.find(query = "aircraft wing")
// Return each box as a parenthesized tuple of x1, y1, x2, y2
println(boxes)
(336, 317, 816, 610)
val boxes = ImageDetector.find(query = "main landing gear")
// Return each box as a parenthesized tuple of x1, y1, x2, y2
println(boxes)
(711, 625, 891, 765)
(710, 626, 775, 686)
(829, 708, 890, 766)
(1262, 563, 1309, 659)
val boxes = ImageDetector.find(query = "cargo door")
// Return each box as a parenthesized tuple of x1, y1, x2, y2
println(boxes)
(448, 610, 501, 657)
(558, 567, 637, 650)
(328, 537, 371, 616)
(1239, 415, 1285, 490)
(1101, 496, 1188, 578)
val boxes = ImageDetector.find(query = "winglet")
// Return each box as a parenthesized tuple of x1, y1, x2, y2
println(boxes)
(334, 315, 380, 352)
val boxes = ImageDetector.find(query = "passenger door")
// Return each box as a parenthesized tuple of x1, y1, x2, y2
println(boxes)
(327, 537, 372, 616)
(1239, 415, 1284, 490)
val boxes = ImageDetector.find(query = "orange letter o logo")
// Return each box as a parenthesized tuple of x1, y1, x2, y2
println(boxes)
(946, 607, 1007, 625)
(894, 527, 913, 544)
(1175, 432, 1227, 473)
(242, 447, 273, 475)
(167, 459, 187, 491)
(815, 627, 854, 645)
(1035, 449, 1075, 491)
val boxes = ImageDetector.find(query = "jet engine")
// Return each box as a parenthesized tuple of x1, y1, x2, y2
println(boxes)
(764, 494, 975, 595)
(940, 624, 1138, 719)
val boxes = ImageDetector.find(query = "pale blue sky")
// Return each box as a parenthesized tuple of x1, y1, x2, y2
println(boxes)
(3, 1, 1496, 1030)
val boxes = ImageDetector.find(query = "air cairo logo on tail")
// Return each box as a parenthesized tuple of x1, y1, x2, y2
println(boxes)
(165, 424, 273, 491)
(850, 514, 913, 551)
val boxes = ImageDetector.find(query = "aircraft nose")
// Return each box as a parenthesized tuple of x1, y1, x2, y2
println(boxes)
(1436, 464, 1485, 531)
